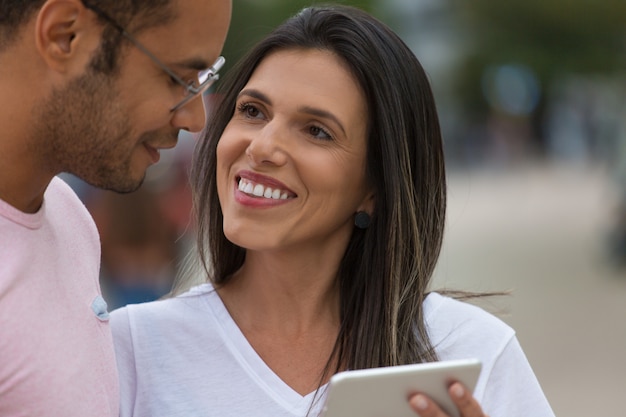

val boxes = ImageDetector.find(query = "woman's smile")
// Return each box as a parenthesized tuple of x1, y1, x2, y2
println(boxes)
(237, 178, 291, 200)
(217, 48, 371, 251)
(233, 171, 297, 208)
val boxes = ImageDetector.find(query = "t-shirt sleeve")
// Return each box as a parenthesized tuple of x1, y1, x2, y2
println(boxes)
(424, 293, 555, 417)
(111, 307, 138, 417)
(480, 335, 555, 417)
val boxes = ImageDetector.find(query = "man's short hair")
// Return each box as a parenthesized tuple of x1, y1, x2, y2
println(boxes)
(0, 0, 47, 49)
(0, 0, 174, 73)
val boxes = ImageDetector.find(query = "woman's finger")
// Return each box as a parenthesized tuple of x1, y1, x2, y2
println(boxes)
(448, 382, 489, 417)
(408, 382, 489, 417)
(408, 393, 445, 417)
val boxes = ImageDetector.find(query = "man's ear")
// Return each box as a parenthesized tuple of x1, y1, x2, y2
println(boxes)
(34, 0, 100, 73)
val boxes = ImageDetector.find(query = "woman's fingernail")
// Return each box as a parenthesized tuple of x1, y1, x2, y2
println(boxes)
(452, 384, 465, 398)
(413, 394, 429, 411)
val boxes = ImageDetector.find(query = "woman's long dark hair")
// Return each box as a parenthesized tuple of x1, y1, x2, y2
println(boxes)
(191, 5, 447, 373)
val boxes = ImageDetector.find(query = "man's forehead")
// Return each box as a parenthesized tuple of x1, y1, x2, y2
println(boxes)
(136, 0, 231, 66)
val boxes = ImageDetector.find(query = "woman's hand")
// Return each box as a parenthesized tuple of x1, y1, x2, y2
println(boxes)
(408, 382, 489, 417)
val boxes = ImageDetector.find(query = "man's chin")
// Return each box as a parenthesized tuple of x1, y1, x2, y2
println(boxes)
(84, 173, 145, 194)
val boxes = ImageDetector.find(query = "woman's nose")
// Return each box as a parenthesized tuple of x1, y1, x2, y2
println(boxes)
(245, 122, 288, 167)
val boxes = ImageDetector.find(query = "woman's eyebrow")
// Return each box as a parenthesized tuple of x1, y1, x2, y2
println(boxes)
(298, 106, 346, 136)
(237, 90, 346, 135)
(237, 89, 273, 105)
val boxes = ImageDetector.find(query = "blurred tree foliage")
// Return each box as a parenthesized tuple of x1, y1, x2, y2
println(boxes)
(220, 0, 375, 74)
(453, 0, 626, 119)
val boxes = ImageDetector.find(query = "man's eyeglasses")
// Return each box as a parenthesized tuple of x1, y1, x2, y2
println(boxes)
(81, 0, 225, 112)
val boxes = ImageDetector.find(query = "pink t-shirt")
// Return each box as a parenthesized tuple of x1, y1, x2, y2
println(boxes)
(0, 177, 119, 417)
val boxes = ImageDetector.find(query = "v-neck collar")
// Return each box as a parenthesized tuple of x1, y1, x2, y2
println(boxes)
(201, 284, 328, 415)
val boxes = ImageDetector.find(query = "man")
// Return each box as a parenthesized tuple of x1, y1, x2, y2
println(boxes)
(0, 0, 231, 415)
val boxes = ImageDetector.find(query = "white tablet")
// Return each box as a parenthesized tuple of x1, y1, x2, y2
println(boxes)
(319, 358, 481, 417)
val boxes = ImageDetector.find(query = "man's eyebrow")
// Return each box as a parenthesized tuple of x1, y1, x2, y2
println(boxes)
(173, 57, 212, 71)
(237, 89, 273, 105)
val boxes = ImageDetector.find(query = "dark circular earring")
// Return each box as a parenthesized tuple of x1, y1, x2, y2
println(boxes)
(354, 211, 371, 229)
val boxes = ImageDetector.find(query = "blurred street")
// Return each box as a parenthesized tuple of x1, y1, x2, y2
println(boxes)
(432, 160, 626, 417)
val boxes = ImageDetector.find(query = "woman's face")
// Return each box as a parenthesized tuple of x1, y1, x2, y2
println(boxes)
(216, 48, 373, 254)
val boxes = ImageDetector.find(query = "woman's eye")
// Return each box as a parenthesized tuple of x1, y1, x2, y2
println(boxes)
(309, 125, 333, 141)
(237, 102, 264, 119)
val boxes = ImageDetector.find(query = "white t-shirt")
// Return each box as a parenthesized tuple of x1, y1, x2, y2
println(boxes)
(0, 177, 119, 417)
(111, 283, 554, 417)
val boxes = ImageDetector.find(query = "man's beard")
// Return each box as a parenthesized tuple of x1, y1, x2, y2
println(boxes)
(30, 69, 144, 193)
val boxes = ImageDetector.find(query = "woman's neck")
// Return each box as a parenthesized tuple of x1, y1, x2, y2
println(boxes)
(215, 252, 343, 395)
(217, 251, 341, 335)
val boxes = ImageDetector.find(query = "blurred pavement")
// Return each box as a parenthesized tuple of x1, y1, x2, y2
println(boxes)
(432, 160, 626, 417)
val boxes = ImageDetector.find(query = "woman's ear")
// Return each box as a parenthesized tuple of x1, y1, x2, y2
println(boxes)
(35, 0, 100, 73)
(358, 189, 375, 217)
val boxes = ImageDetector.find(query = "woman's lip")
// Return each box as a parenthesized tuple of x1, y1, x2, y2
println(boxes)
(236, 170, 296, 196)
(234, 188, 293, 207)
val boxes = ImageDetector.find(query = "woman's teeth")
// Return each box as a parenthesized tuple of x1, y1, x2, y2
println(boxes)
(238, 178, 290, 200)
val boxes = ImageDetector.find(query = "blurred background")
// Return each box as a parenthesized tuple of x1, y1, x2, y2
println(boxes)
(64, 0, 626, 415)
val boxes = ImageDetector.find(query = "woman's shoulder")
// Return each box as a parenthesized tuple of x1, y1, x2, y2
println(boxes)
(110, 283, 216, 327)
(423, 292, 515, 361)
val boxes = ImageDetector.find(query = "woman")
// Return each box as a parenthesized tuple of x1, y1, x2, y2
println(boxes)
(111, 5, 554, 417)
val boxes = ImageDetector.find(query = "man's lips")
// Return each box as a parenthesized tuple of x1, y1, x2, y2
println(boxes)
(143, 135, 178, 164)
(143, 144, 161, 164)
